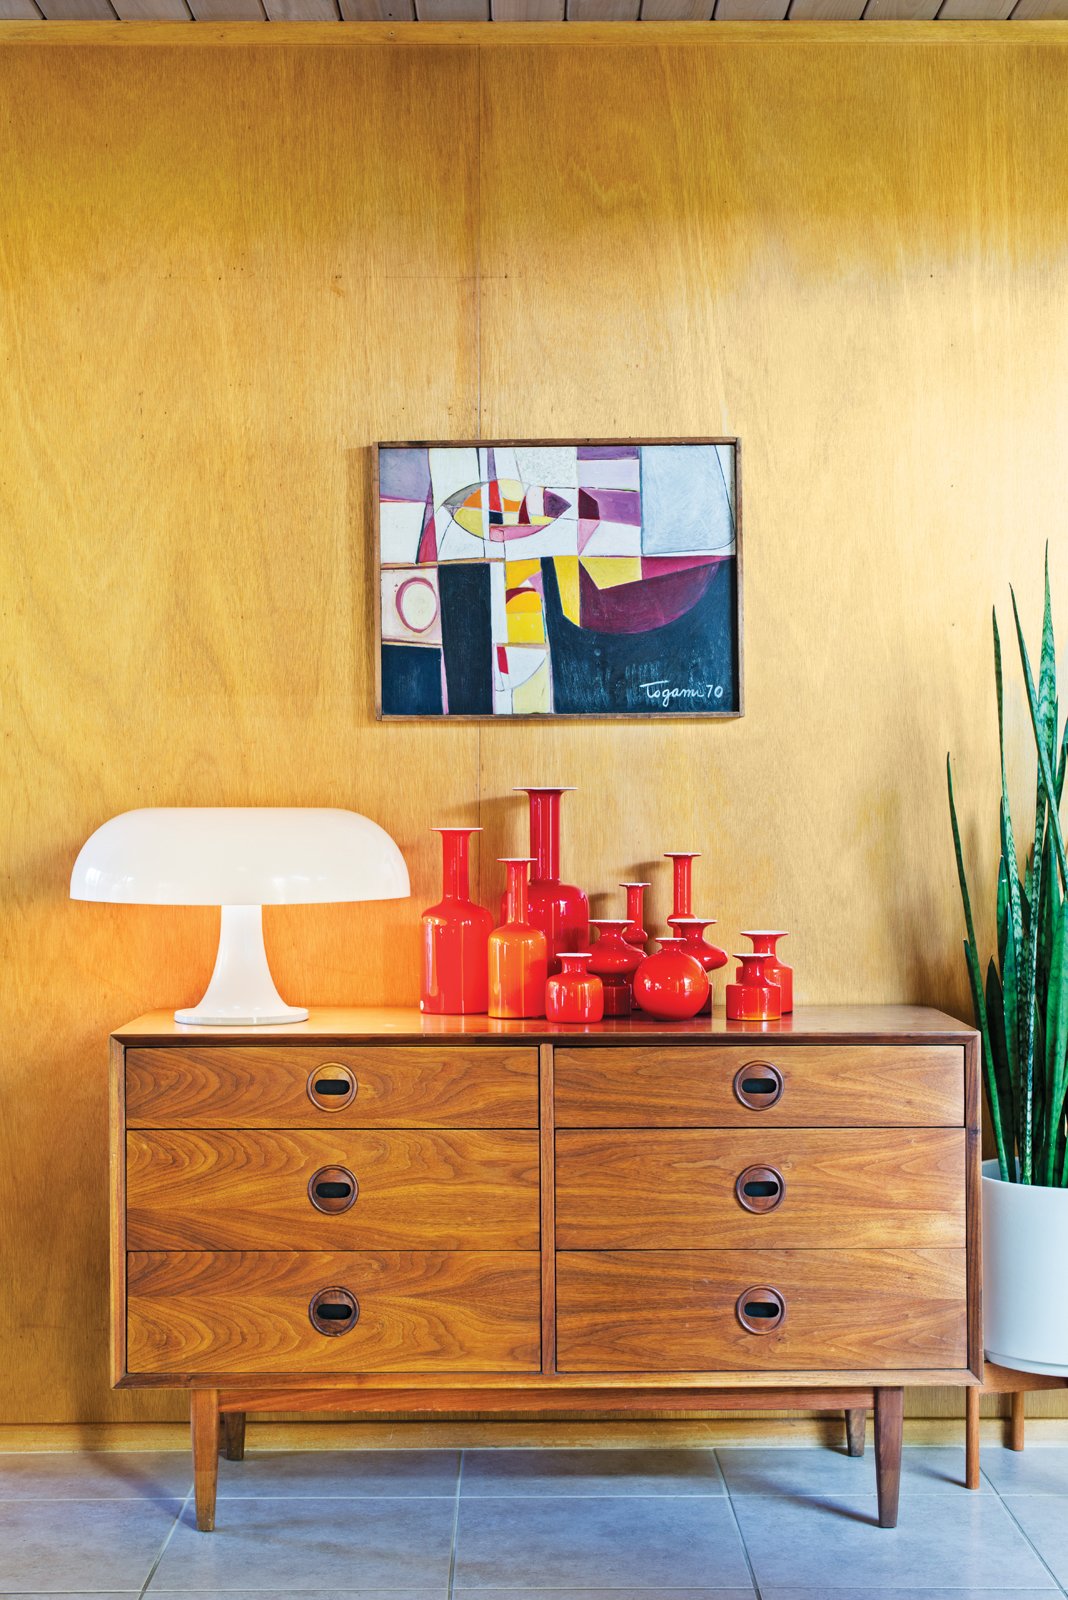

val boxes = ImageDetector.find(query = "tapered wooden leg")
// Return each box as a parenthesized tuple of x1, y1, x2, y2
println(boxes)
(1010, 1391, 1026, 1452)
(966, 1386, 981, 1489)
(874, 1387, 904, 1528)
(845, 1407, 867, 1457)
(221, 1410, 246, 1462)
(190, 1389, 220, 1532)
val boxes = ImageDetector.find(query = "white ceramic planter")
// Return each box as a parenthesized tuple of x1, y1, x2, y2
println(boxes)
(982, 1158, 1068, 1375)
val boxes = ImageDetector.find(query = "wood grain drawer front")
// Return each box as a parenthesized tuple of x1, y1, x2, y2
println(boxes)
(555, 1045, 963, 1128)
(125, 1046, 538, 1129)
(126, 1130, 540, 1251)
(555, 1128, 966, 1250)
(126, 1251, 541, 1375)
(557, 1249, 967, 1372)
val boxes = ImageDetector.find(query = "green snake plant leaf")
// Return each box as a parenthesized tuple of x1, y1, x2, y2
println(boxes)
(1044, 894, 1068, 1185)
(1019, 561, 1057, 1177)
(995, 611, 1027, 1105)
(986, 958, 1015, 1169)
(996, 856, 1021, 1145)
(1012, 587, 1068, 891)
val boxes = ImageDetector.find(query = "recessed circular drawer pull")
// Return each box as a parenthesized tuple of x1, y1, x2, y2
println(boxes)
(306, 1063, 358, 1111)
(307, 1165, 359, 1214)
(735, 1285, 786, 1334)
(733, 1061, 784, 1110)
(308, 1286, 360, 1335)
(735, 1165, 786, 1213)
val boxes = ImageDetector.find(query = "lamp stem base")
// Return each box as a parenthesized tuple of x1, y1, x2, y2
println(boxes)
(175, 904, 308, 1027)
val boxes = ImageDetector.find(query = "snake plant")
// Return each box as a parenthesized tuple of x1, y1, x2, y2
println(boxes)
(948, 554, 1068, 1186)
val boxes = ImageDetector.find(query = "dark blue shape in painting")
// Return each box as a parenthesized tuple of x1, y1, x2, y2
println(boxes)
(381, 644, 443, 716)
(439, 562, 493, 715)
(541, 557, 739, 715)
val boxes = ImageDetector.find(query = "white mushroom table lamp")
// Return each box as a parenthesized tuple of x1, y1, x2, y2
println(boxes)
(70, 807, 410, 1026)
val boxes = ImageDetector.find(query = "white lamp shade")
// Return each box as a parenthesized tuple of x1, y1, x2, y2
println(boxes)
(70, 807, 410, 907)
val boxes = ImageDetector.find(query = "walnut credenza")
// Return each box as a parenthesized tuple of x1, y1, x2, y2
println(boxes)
(109, 1005, 981, 1531)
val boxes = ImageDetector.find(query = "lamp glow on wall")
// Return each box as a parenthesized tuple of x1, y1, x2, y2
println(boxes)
(70, 808, 410, 1025)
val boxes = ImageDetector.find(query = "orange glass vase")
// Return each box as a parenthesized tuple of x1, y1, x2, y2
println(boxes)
(545, 952, 604, 1024)
(420, 827, 493, 1015)
(741, 930, 793, 1012)
(725, 951, 782, 1021)
(589, 918, 643, 1017)
(633, 937, 708, 1020)
(488, 858, 548, 1020)
(669, 916, 728, 1016)
(664, 851, 700, 920)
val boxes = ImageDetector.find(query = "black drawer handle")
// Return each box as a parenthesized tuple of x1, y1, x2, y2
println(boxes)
(308, 1286, 360, 1335)
(306, 1063, 358, 1111)
(733, 1062, 784, 1110)
(308, 1165, 359, 1215)
(736, 1285, 786, 1334)
(735, 1165, 786, 1214)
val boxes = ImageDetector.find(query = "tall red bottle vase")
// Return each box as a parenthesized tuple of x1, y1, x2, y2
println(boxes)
(632, 937, 709, 1021)
(545, 952, 604, 1024)
(509, 786, 590, 973)
(667, 916, 729, 1016)
(725, 952, 782, 1022)
(620, 881, 651, 951)
(664, 852, 701, 921)
(488, 858, 548, 1020)
(741, 930, 793, 1012)
(589, 918, 643, 1017)
(420, 826, 494, 1015)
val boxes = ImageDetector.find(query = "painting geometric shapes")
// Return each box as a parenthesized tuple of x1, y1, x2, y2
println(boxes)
(379, 498, 427, 565)
(551, 555, 581, 625)
(512, 653, 552, 715)
(578, 559, 717, 636)
(380, 642, 444, 716)
(640, 444, 735, 556)
(516, 445, 578, 492)
(506, 558, 541, 588)
(444, 479, 572, 543)
(577, 519, 643, 560)
(439, 561, 493, 715)
(576, 449, 640, 491)
(381, 566, 442, 646)
(580, 556, 643, 592)
(437, 523, 489, 563)
(506, 588, 546, 645)
(577, 487, 641, 526)
(430, 446, 481, 518)
(489, 559, 508, 646)
(379, 447, 431, 504)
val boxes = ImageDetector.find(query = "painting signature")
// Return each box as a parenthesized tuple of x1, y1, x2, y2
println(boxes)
(639, 680, 726, 707)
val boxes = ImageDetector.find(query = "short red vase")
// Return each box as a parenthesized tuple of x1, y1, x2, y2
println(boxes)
(512, 786, 589, 973)
(421, 827, 493, 1015)
(488, 858, 548, 1020)
(741, 930, 793, 1012)
(633, 937, 709, 1020)
(668, 916, 729, 1016)
(725, 952, 782, 1021)
(589, 918, 643, 1017)
(664, 851, 701, 920)
(545, 952, 604, 1024)
(620, 881, 651, 951)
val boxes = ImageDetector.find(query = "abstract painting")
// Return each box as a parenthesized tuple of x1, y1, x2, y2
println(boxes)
(375, 439, 741, 719)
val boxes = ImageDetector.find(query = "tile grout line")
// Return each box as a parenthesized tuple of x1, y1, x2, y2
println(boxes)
(136, 1485, 191, 1599)
(447, 1450, 465, 1600)
(989, 1477, 1068, 1598)
(714, 1449, 764, 1600)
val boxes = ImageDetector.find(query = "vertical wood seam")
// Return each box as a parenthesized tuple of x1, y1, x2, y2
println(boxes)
(539, 1042, 557, 1375)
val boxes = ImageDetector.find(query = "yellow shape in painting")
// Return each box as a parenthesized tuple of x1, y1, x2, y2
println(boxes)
(507, 589, 545, 644)
(453, 504, 484, 537)
(513, 655, 551, 715)
(506, 559, 540, 587)
(581, 557, 643, 591)
(554, 557, 581, 624)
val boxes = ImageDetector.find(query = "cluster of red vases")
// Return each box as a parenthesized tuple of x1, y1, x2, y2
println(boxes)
(419, 788, 793, 1023)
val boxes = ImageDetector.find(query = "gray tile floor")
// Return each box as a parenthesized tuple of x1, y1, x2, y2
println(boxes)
(1, 1444, 1066, 1598)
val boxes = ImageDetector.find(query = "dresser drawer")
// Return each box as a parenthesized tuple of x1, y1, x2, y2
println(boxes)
(126, 1251, 541, 1375)
(127, 1129, 540, 1251)
(557, 1249, 967, 1372)
(125, 1046, 539, 1129)
(556, 1128, 965, 1249)
(555, 1045, 963, 1127)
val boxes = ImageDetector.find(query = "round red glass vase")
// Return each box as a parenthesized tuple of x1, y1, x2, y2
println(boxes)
(620, 881, 651, 951)
(513, 786, 589, 972)
(632, 937, 709, 1021)
(668, 916, 729, 1016)
(545, 952, 604, 1024)
(488, 858, 548, 1020)
(741, 930, 793, 1012)
(420, 826, 493, 1015)
(725, 952, 782, 1022)
(664, 851, 701, 920)
(589, 918, 643, 1017)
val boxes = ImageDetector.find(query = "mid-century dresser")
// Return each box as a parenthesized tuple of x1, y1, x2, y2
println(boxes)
(109, 1005, 980, 1531)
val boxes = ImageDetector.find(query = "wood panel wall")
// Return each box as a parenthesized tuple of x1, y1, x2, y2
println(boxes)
(2, 25, 1068, 1424)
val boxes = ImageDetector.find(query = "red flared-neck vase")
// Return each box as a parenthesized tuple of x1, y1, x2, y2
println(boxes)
(664, 852, 701, 921)
(421, 827, 493, 1015)
(741, 930, 793, 1012)
(488, 858, 548, 1020)
(589, 918, 643, 1017)
(632, 937, 709, 1021)
(514, 786, 589, 972)
(546, 952, 604, 1025)
(725, 951, 782, 1022)
(666, 916, 728, 1016)
(620, 881, 651, 951)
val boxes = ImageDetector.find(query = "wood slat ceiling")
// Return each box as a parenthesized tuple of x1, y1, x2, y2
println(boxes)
(5, 0, 1063, 18)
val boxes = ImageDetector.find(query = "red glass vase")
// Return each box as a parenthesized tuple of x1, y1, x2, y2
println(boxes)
(488, 858, 548, 1020)
(633, 937, 709, 1021)
(420, 826, 493, 1015)
(668, 916, 729, 1016)
(545, 952, 604, 1024)
(741, 930, 793, 1012)
(589, 918, 643, 1017)
(725, 952, 782, 1021)
(664, 851, 701, 920)
(620, 881, 651, 951)
(513, 786, 589, 972)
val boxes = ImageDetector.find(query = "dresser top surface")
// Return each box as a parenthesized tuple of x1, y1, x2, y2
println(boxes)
(112, 1003, 976, 1046)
